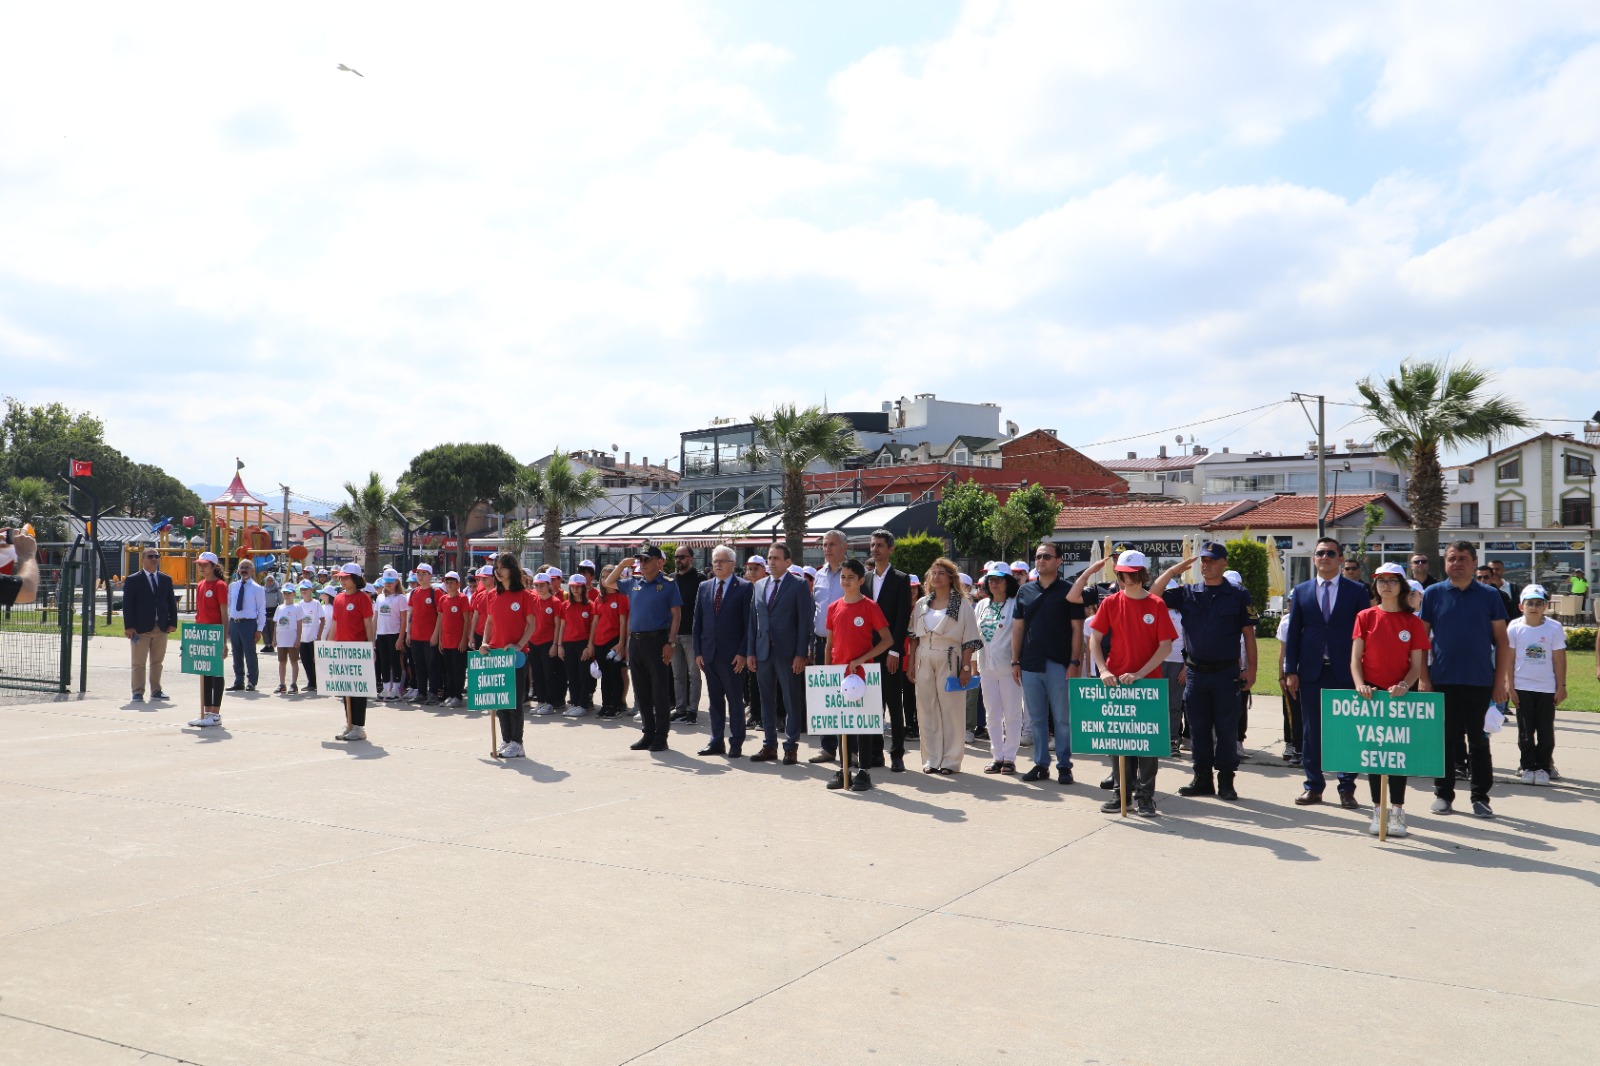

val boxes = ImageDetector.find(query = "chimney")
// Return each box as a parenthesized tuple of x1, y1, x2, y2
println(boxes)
(1127, 451, 1137, 460)
(1222, 447, 1229, 453)
(1159, 445, 1167, 458)
(625, 451, 631, 466)
(643, 456, 648, 468)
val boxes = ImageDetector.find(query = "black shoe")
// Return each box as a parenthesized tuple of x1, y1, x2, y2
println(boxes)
(697, 742, 726, 757)
(227, 684, 245, 691)
(649, 740, 668, 752)
(1021, 765, 1049, 782)
(629, 736, 652, 750)
(1099, 773, 1117, 791)
(150, 691, 168, 701)
(245, 684, 256, 692)
(1178, 771, 1216, 797)
(890, 754, 906, 773)
(826, 771, 845, 790)
(728, 745, 743, 759)
(680, 713, 697, 725)
(668, 710, 686, 723)
(1057, 767, 1074, 786)
(808, 752, 836, 764)
(1100, 797, 1124, 813)
(1217, 771, 1238, 802)
(1170, 743, 1182, 757)
(851, 770, 873, 792)
(974, 727, 989, 740)
(1135, 797, 1159, 817)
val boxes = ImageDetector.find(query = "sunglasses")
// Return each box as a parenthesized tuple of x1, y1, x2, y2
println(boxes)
(1314, 550, 1339, 558)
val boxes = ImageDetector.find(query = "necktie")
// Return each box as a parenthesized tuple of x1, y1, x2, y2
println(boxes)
(148, 571, 157, 593)
(236, 580, 245, 611)
(768, 577, 778, 605)
(1320, 580, 1332, 621)
(714, 580, 723, 615)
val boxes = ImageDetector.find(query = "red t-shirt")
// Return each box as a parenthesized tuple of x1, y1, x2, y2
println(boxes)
(1353, 607, 1431, 689)
(437, 591, 471, 648)
(471, 585, 494, 634)
(1085, 592, 1178, 676)
(593, 590, 629, 644)
(529, 593, 561, 644)
(332, 590, 375, 642)
(194, 578, 228, 624)
(827, 597, 889, 667)
(407, 585, 441, 641)
(485, 589, 537, 649)
(562, 595, 597, 644)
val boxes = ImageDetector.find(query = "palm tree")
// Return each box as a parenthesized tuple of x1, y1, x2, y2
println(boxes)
(332, 472, 409, 579)
(747, 404, 860, 562)
(0, 476, 66, 540)
(1356, 358, 1532, 573)
(504, 450, 605, 570)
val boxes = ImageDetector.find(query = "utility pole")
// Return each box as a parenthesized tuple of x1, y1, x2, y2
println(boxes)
(1292, 392, 1328, 539)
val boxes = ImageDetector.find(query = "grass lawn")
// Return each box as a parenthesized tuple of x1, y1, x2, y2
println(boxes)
(1253, 638, 1600, 712)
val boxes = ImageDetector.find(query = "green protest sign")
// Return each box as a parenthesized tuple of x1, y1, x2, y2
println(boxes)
(468, 650, 518, 711)
(1320, 689, 1445, 778)
(1068, 678, 1169, 756)
(804, 664, 883, 734)
(180, 622, 225, 676)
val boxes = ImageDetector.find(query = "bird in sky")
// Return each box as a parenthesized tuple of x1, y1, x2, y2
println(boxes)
(337, 64, 364, 77)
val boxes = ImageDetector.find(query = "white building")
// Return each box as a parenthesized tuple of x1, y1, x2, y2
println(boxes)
(1099, 440, 1405, 505)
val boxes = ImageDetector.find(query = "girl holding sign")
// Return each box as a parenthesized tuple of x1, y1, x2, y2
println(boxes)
(906, 558, 981, 775)
(823, 558, 894, 792)
(1350, 562, 1432, 837)
(483, 553, 538, 758)
(332, 563, 377, 741)
(187, 551, 230, 728)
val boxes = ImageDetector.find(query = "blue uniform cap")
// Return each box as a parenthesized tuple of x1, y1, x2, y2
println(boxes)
(1199, 542, 1228, 561)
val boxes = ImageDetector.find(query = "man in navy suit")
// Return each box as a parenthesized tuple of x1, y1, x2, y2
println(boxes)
(693, 545, 752, 758)
(1284, 537, 1365, 805)
(122, 546, 179, 702)
(747, 542, 815, 765)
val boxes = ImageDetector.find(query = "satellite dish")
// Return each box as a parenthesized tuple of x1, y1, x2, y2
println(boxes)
(611, 443, 619, 452)
(1175, 434, 1185, 444)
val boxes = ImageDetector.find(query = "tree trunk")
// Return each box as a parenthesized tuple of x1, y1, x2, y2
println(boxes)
(364, 526, 380, 580)
(1409, 444, 1446, 578)
(783, 469, 807, 564)
(454, 511, 470, 576)
(543, 506, 562, 572)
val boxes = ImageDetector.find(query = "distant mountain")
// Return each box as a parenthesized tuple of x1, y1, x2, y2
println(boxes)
(187, 483, 229, 502)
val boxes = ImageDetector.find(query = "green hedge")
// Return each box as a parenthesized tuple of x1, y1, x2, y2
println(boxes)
(891, 532, 946, 582)
(1566, 627, 1597, 651)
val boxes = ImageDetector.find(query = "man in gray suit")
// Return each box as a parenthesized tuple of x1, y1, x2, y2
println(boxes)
(747, 542, 814, 765)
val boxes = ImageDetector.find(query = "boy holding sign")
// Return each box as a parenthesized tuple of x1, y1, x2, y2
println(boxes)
(1350, 562, 1432, 836)
(1085, 551, 1177, 816)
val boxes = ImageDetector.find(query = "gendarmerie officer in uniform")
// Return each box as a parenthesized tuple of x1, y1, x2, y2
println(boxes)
(1150, 542, 1257, 801)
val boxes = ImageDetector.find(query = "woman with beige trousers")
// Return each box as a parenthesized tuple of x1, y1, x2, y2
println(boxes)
(907, 558, 982, 774)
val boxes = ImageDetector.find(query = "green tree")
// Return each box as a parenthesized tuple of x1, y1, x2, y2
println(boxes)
(504, 450, 606, 570)
(1223, 534, 1270, 611)
(987, 494, 1033, 562)
(124, 462, 204, 522)
(400, 442, 521, 574)
(747, 404, 860, 562)
(1356, 358, 1532, 575)
(333, 472, 408, 579)
(0, 476, 67, 540)
(890, 531, 945, 582)
(1008, 484, 1062, 552)
(936, 478, 998, 560)
(1352, 500, 1385, 569)
(0, 396, 132, 510)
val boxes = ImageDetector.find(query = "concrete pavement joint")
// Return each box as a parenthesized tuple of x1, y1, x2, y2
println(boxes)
(0, 1009, 209, 1064)
(614, 822, 1118, 1065)
(930, 908, 1600, 1010)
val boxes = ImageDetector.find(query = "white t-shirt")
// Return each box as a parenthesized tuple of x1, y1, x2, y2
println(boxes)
(297, 599, 323, 642)
(975, 596, 1015, 668)
(374, 593, 408, 636)
(320, 601, 334, 638)
(1507, 618, 1566, 694)
(273, 604, 300, 646)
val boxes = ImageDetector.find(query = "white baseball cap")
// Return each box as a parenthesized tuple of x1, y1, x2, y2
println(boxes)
(1520, 584, 1549, 602)
(197, 551, 219, 564)
(1010, 560, 1028, 572)
(444, 570, 460, 581)
(1114, 550, 1149, 572)
(1224, 569, 1243, 587)
(568, 573, 587, 585)
(745, 555, 766, 566)
(841, 673, 866, 698)
(578, 559, 595, 570)
(415, 563, 433, 575)
(340, 562, 363, 577)
(1374, 562, 1406, 578)
(958, 573, 973, 587)
(477, 564, 494, 577)
(802, 566, 817, 578)
(534, 572, 552, 584)
(545, 567, 563, 580)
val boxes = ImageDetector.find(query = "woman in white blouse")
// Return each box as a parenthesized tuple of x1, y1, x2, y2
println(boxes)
(907, 558, 981, 774)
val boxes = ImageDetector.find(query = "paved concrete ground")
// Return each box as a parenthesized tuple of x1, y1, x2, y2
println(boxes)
(2, 636, 1597, 1065)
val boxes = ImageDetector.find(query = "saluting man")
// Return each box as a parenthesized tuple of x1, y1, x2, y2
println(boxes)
(1149, 541, 1257, 801)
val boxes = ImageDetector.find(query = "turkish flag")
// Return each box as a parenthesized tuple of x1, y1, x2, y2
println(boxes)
(69, 459, 94, 477)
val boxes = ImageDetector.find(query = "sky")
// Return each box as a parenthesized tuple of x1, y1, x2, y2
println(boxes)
(4, 1, 1600, 507)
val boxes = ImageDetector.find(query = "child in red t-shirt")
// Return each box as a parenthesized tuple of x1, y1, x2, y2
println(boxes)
(1084, 551, 1177, 816)
(557, 575, 599, 715)
(435, 572, 473, 706)
(187, 553, 231, 728)
(1350, 562, 1432, 835)
(331, 565, 377, 742)
(823, 559, 894, 792)
(484, 554, 537, 758)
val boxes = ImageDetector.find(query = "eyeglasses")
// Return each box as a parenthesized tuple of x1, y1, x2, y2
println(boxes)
(1314, 550, 1339, 558)
(1341, 565, 1360, 572)
(1034, 552, 1056, 560)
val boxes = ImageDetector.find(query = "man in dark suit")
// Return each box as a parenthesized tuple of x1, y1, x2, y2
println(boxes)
(693, 546, 752, 758)
(122, 546, 179, 702)
(865, 529, 913, 772)
(747, 542, 814, 765)
(1284, 536, 1365, 806)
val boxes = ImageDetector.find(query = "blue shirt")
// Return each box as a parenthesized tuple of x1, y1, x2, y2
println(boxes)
(623, 572, 683, 632)
(1420, 579, 1507, 687)
(1162, 581, 1254, 664)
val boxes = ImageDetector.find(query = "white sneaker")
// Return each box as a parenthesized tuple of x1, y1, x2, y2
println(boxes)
(1367, 810, 1382, 836)
(1520, 769, 1537, 785)
(1533, 769, 1551, 786)
(188, 713, 221, 728)
(563, 705, 586, 717)
(499, 741, 525, 758)
(537, 703, 560, 716)
(1388, 808, 1408, 837)
(333, 727, 352, 740)
(1019, 732, 1033, 748)
(345, 726, 367, 741)
(403, 688, 419, 702)
(1430, 796, 1452, 815)
(965, 729, 975, 743)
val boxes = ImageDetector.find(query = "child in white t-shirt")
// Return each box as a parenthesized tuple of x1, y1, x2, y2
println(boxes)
(272, 600, 302, 693)
(1506, 585, 1566, 785)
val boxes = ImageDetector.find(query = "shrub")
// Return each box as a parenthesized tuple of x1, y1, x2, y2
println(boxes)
(1564, 627, 1596, 651)
(1223, 534, 1270, 613)
(891, 532, 946, 582)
